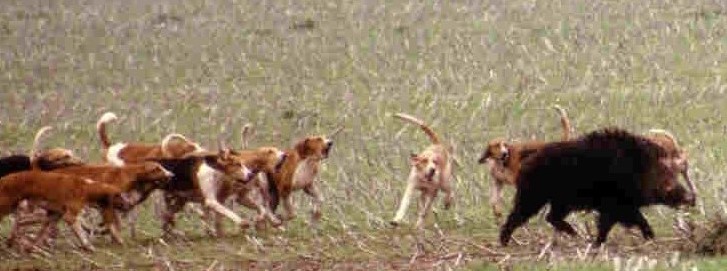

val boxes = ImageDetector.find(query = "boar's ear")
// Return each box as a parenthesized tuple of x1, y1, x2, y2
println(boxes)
(659, 157, 677, 170)
(673, 152, 688, 171)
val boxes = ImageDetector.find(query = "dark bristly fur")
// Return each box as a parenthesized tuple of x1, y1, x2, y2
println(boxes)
(499, 128, 696, 246)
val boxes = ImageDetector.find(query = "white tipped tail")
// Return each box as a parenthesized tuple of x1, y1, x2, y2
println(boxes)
(161, 133, 195, 157)
(552, 104, 571, 140)
(97, 112, 118, 149)
(393, 113, 441, 144)
(30, 126, 53, 158)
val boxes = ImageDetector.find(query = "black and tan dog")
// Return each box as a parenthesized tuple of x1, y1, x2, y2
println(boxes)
(478, 105, 571, 219)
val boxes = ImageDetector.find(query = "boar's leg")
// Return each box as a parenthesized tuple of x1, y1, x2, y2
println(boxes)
(595, 212, 617, 246)
(499, 195, 547, 246)
(545, 204, 577, 236)
(621, 209, 655, 240)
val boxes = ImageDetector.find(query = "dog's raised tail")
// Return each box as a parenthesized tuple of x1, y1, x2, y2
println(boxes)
(161, 133, 202, 157)
(552, 104, 571, 141)
(393, 113, 441, 144)
(97, 112, 118, 149)
(30, 126, 53, 160)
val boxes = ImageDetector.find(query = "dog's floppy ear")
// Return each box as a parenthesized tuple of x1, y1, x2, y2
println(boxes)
(409, 153, 423, 165)
(295, 138, 310, 155)
(204, 153, 221, 167)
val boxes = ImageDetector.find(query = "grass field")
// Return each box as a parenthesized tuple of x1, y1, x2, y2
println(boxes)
(1, 0, 727, 270)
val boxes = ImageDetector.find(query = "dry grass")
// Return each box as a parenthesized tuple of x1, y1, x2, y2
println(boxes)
(1, 0, 727, 270)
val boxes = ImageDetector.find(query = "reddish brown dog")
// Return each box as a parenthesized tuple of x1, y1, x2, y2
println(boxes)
(48, 162, 173, 244)
(0, 171, 123, 251)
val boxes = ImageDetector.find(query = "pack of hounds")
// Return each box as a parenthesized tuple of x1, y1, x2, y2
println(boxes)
(0, 107, 697, 253)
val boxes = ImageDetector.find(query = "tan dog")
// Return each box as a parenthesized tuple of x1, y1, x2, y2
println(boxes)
(478, 105, 571, 219)
(48, 162, 173, 244)
(198, 147, 288, 234)
(390, 113, 452, 229)
(266, 131, 337, 224)
(0, 171, 123, 251)
(96, 112, 203, 166)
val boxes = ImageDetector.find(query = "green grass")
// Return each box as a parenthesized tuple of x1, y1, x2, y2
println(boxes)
(1, 0, 727, 269)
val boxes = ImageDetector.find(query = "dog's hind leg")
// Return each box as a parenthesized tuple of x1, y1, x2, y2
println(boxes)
(161, 193, 187, 236)
(390, 170, 418, 226)
(29, 212, 61, 250)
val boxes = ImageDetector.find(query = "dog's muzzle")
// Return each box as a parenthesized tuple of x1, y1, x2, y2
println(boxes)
(425, 168, 436, 181)
(323, 141, 333, 158)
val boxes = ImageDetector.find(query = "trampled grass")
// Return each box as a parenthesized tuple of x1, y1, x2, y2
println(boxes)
(1, 0, 727, 270)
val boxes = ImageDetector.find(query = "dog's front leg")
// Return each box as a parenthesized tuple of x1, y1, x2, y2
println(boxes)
(489, 179, 504, 219)
(280, 192, 297, 221)
(199, 178, 250, 231)
(203, 197, 249, 231)
(62, 208, 95, 252)
(416, 193, 435, 230)
(303, 183, 323, 222)
(125, 207, 140, 239)
(101, 206, 124, 245)
(390, 169, 418, 226)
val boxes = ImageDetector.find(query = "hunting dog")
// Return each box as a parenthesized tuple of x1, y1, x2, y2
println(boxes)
(225, 147, 287, 228)
(154, 150, 258, 237)
(390, 113, 452, 229)
(0, 126, 83, 178)
(0, 171, 124, 251)
(43, 162, 174, 244)
(96, 112, 203, 166)
(478, 105, 571, 219)
(499, 128, 696, 246)
(96, 111, 203, 237)
(189, 146, 288, 234)
(1, 126, 85, 248)
(266, 131, 338, 225)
